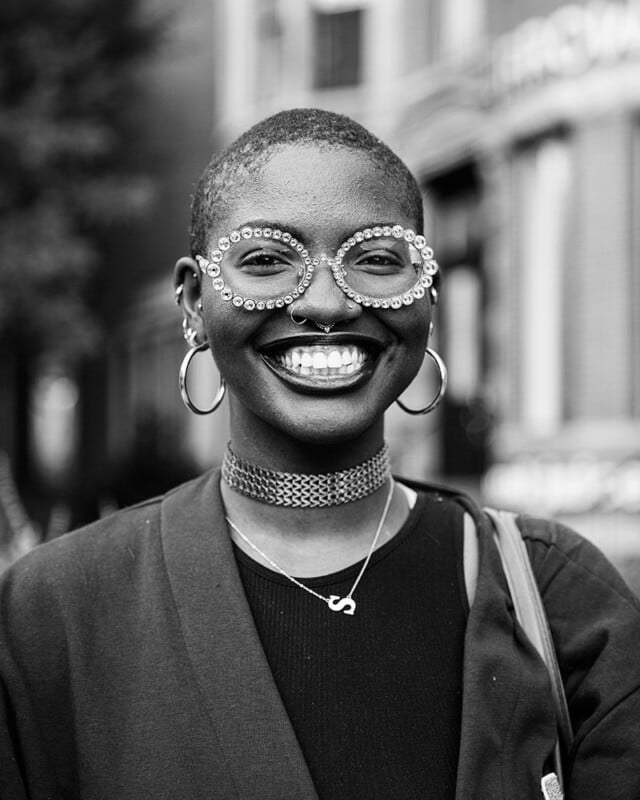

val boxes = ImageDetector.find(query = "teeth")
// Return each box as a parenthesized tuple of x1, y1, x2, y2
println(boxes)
(270, 345, 371, 377)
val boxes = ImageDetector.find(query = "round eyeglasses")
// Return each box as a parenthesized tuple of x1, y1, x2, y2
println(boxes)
(195, 224, 439, 312)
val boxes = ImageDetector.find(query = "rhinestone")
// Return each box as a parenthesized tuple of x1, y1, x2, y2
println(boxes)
(212, 278, 225, 290)
(282, 232, 291, 243)
(402, 293, 413, 305)
(206, 265, 220, 278)
(362, 297, 372, 307)
(312, 257, 320, 266)
(390, 298, 402, 309)
(239, 227, 251, 239)
(272, 229, 282, 240)
(253, 227, 263, 238)
(266, 300, 275, 309)
(243, 299, 256, 310)
(295, 243, 304, 252)
(230, 231, 241, 243)
(404, 229, 415, 242)
(256, 301, 266, 310)
(337, 247, 347, 257)
(290, 289, 300, 298)
(211, 249, 223, 262)
(414, 235, 426, 249)
(300, 248, 309, 259)
(414, 286, 426, 299)
(283, 294, 293, 304)
(307, 264, 315, 273)
(421, 274, 433, 287)
(372, 299, 381, 308)
(382, 226, 393, 237)
(347, 237, 356, 247)
(218, 237, 230, 251)
(381, 300, 390, 308)
(421, 246, 434, 259)
(363, 228, 373, 239)
(355, 231, 365, 242)
(289, 237, 297, 247)
(426, 260, 438, 275)
(222, 288, 233, 300)
(392, 225, 404, 238)
(373, 226, 383, 237)
(232, 296, 244, 307)
(346, 288, 356, 298)
(263, 228, 273, 238)
(354, 294, 363, 303)
(275, 298, 284, 308)
(336, 277, 346, 287)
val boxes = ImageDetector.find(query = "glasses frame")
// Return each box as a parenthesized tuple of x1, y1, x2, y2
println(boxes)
(195, 223, 439, 312)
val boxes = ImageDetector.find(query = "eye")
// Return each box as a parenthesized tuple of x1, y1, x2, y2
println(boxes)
(237, 249, 297, 276)
(351, 249, 406, 274)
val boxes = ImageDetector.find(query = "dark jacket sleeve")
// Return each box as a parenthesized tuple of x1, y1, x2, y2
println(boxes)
(519, 515, 640, 800)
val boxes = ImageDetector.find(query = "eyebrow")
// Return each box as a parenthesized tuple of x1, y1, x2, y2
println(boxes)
(235, 220, 308, 242)
(234, 220, 410, 243)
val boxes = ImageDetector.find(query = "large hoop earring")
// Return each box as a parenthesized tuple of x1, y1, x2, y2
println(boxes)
(396, 347, 448, 415)
(179, 342, 226, 415)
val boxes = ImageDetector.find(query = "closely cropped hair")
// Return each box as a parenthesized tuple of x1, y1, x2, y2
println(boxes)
(190, 108, 424, 258)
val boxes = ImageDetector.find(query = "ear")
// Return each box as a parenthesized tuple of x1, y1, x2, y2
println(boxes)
(174, 256, 206, 342)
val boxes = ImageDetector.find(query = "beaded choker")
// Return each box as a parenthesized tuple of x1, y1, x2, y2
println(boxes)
(221, 443, 391, 508)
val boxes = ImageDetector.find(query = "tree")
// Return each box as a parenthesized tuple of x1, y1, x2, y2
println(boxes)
(0, 0, 164, 360)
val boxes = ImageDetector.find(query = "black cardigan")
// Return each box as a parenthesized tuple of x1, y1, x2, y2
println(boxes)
(1, 470, 639, 799)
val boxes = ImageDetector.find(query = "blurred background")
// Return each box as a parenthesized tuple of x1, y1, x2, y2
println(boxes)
(1, 0, 639, 592)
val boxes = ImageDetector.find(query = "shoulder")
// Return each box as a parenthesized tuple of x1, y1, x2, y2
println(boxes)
(516, 514, 640, 613)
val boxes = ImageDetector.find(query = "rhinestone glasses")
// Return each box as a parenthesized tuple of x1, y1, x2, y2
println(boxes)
(195, 224, 439, 312)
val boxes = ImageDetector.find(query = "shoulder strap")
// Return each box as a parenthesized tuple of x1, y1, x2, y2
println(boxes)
(484, 507, 573, 791)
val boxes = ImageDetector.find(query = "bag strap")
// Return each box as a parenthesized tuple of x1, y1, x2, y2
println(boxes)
(484, 508, 574, 790)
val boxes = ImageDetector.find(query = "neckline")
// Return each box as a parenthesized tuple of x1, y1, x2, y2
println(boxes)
(232, 487, 429, 588)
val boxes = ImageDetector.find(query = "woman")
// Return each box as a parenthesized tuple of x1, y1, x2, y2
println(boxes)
(1, 109, 639, 800)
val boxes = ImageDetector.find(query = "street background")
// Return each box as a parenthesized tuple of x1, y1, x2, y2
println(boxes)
(1, 0, 639, 593)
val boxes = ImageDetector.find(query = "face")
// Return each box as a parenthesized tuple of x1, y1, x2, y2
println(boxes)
(196, 144, 431, 445)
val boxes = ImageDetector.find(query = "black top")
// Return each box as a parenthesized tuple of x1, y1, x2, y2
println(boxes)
(235, 488, 468, 800)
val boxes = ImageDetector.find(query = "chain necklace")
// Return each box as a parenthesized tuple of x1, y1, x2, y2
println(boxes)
(225, 479, 395, 616)
(222, 443, 390, 508)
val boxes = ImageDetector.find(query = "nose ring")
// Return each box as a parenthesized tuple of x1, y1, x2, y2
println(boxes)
(289, 307, 308, 326)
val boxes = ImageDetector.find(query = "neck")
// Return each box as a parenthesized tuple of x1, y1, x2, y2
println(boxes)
(228, 402, 386, 473)
(222, 405, 409, 575)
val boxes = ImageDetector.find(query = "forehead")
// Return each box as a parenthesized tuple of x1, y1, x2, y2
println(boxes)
(215, 144, 417, 246)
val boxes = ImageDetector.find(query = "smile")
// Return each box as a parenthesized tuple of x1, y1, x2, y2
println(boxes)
(259, 334, 382, 392)
(272, 345, 369, 377)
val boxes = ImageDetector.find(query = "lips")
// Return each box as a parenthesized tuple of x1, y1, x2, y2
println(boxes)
(259, 334, 383, 391)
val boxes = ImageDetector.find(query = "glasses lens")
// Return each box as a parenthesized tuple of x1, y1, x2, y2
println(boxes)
(337, 238, 423, 299)
(215, 232, 307, 301)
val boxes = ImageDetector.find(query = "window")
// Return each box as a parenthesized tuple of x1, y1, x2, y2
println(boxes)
(513, 136, 571, 435)
(312, 9, 363, 89)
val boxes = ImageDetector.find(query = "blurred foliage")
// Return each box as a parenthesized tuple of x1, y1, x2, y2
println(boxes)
(0, 0, 165, 360)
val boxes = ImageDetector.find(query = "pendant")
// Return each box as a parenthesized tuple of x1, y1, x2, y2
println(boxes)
(327, 595, 356, 615)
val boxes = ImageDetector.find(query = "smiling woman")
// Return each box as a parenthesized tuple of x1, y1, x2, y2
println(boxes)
(1, 109, 640, 800)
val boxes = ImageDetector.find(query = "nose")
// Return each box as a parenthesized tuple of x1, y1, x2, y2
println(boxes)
(287, 257, 361, 327)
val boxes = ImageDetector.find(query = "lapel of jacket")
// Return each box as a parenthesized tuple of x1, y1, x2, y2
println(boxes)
(455, 512, 559, 800)
(160, 470, 318, 800)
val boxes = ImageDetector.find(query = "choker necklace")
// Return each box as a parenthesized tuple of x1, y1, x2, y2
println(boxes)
(222, 442, 391, 508)
(226, 479, 394, 616)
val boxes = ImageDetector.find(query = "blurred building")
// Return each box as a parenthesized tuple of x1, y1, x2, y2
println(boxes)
(24, 0, 638, 557)
(161, 0, 639, 550)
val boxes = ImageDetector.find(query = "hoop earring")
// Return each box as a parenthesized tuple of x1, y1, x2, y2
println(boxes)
(396, 347, 448, 415)
(179, 342, 226, 415)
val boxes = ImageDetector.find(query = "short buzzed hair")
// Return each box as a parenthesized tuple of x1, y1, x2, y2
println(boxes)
(190, 108, 424, 258)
